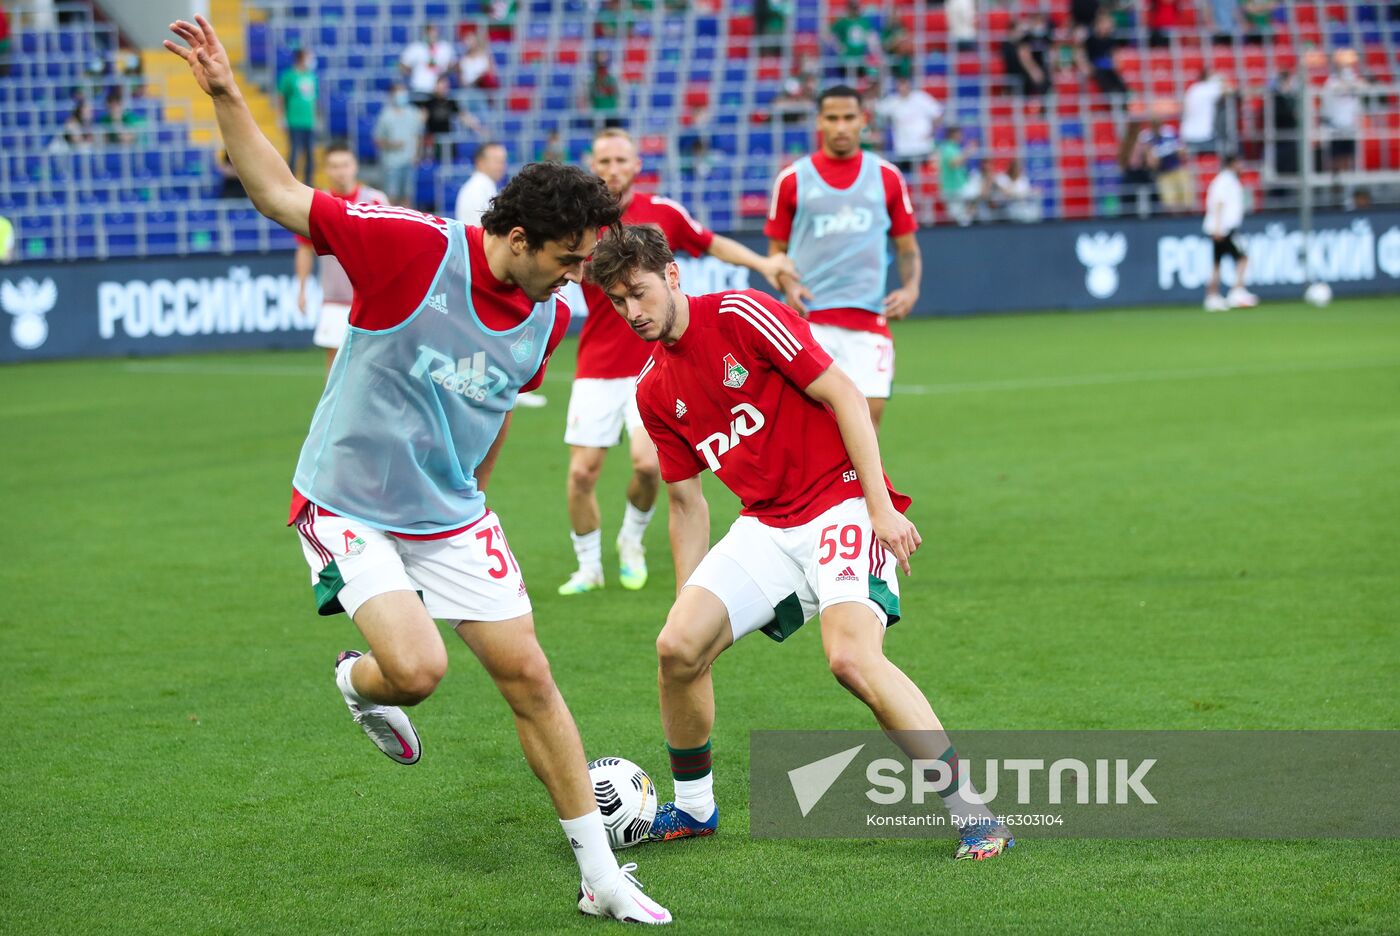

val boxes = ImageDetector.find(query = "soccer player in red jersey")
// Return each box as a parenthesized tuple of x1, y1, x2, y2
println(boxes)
(165, 18, 672, 923)
(766, 85, 923, 432)
(585, 226, 1013, 862)
(558, 128, 799, 597)
(291, 141, 387, 373)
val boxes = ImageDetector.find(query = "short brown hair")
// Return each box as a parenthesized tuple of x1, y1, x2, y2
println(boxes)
(585, 224, 674, 292)
(593, 127, 634, 146)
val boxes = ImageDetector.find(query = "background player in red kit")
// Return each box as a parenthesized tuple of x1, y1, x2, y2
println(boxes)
(766, 85, 922, 432)
(558, 128, 800, 597)
(291, 141, 387, 372)
(585, 226, 1014, 863)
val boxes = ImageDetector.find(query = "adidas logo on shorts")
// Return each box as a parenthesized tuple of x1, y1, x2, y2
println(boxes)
(835, 566, 859, 583)
(517, 580, 528, 598)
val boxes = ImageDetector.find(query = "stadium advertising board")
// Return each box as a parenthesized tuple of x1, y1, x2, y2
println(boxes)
(4, 209, 1397, 364)
(725, 208, 1400, 316)
(0, 254, 318, 363)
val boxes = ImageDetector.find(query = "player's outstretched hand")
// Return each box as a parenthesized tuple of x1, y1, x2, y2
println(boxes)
(883, 287, 917, 321)
(761, 253, 802, 294)
(872, 507, 921, 576)
(783, 280, 815, 317)
(164, 16, 235, 99)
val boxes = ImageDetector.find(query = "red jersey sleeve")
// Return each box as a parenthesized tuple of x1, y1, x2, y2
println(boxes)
(763, 166, 799, 243)
(520, 299, 571, 393)
(720, 290, 832, 389)
(879, 161, 918, 238)
(307, 190, 451, 330)
(636, 371, 705, 483)
(649, 196, 715, 256)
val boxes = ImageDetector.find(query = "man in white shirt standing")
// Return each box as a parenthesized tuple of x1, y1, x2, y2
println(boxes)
(1203, 153, 1259, 312)
(399, 24, 455, 104)
(454, 140, 505, 226)
(454, 141, 547, 407)
(1181, 68, 1226, 154)
(876, 76, 943, 175)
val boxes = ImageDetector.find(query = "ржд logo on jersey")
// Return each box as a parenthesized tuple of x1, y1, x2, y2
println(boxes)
(410, 346, 510, 402)
(695, 403, 765, 471)
(812, 205, 875, 239)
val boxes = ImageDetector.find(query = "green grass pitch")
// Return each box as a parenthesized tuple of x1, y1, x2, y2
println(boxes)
(2, 299, 1397, 934)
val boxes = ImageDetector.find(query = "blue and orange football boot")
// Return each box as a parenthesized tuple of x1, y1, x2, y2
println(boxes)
(954, 819, 1015, 860)
(646, 802, 719, 843)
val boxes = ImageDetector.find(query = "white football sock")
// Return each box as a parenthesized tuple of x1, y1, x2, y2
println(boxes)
(674, 773, 715, 822)
(618, 501, 655, 546)
(570, 529, 603, 575)
(560, 809, 621, 890)
(336, 655, 371, 706)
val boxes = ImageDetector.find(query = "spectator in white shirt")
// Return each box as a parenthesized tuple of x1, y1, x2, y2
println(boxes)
(1322, 49, 1367, 174)
(400, 24, 455, 103)
(1181, 68, 1227, 153)
(458, 30, 498, 91)
(947, 0, 977, 48)
(988, 159, 1041, 223)
(876, 76, 944, 174)
(1202, 153, 1259, 311)
(454, 140, 506, 226)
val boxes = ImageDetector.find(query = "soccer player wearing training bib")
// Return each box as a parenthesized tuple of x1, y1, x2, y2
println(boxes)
(558, 128, 799, 597)
(164, 18, 672, 924)
(586, 226, 1013, 862)
(766, 85, 923, 432)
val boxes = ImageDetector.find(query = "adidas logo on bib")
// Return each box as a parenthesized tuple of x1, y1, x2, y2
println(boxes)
(427, 292, 449, 314)
(835, 566, 859, 583)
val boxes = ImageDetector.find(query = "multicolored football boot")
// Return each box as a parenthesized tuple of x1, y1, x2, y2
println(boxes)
(616, 538, 648, 591)
(954, 819, 1015, 860)
(646, 802, 719, 843)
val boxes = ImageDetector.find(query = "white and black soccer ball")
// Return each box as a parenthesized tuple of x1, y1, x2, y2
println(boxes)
(588, 756, 658, 850)
(1304, 281, 1333, 308)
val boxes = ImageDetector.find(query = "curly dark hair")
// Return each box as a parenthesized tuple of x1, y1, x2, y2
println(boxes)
(481, 162, 622, 251)
(585, 224, 674, 293)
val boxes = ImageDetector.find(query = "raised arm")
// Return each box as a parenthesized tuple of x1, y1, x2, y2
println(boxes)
(666, 474, 711, 595)
(803, 365, 920, 573)
(164, 16, 313, 237)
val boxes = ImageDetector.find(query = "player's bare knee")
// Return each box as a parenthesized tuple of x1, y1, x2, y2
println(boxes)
(656, 623, 705, 680)
(390, 661, 445, 705)
(500, 649, 559, 713)
(827, 650, 875, 701)
(567, 459, 602, 494)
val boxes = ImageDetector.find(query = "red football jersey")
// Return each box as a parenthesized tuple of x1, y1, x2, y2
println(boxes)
(576, 191, 716, 380)
(289, 191, 571, 538)
(635, 289, 910, 528)
(764, 151, 917, 337)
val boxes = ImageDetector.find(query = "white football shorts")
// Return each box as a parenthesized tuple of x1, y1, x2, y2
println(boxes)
(809, 323, 895, 399)
(293, 502, 532, 622)
(564, 377, 646, 448)
(685, 497, 901, 644)
(313, 301, 352, 350)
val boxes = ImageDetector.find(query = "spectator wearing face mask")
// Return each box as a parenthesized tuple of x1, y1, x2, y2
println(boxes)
(373, 82, 425, 206)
